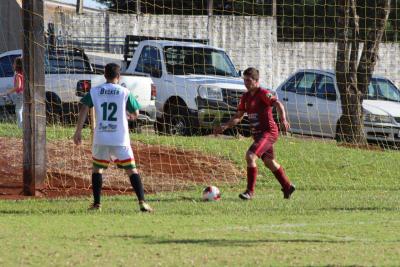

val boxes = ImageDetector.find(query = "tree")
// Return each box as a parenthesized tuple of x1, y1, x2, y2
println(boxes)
(335, 0, 391, 144)
(387, 0, 400, 41)
(94, 0, 272, 15)
(277, 1, 400, 42)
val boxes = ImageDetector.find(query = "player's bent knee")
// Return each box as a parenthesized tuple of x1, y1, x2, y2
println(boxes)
(246, 151, 258, 162)
(246, 150, 257, 158)
(264, 158, 279, 171)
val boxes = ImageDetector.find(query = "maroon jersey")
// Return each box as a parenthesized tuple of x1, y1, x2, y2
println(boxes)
(238, 88, 278, 136)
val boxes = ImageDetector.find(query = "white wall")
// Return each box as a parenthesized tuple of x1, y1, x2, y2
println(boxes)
(56, 13, 400, 88)
(0, 0, 23, 53)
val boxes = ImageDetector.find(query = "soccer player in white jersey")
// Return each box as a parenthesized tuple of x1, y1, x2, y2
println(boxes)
(73, 63, 152, 212)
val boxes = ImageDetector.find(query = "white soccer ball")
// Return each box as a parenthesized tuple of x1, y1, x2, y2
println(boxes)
(202, 186, 221, 201)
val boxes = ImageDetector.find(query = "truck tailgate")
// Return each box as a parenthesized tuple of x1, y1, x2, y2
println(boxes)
(46, 74, 100, 103)
(91, 75, 153, 104)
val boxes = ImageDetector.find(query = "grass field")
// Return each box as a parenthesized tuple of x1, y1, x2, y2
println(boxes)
(1, 124, 400, 266)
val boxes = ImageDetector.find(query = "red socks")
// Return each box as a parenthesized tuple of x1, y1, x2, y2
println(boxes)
(273, 166, 291, 191)
(247, 167, 257, 193)
(247, 166, 291, 193)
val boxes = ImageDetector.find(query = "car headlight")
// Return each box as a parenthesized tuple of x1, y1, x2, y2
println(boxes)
(198, 85, 223, 101)
(364, 113, 393, 123)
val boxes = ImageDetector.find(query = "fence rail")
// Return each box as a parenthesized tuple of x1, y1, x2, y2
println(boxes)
(56, 36, 126, 54)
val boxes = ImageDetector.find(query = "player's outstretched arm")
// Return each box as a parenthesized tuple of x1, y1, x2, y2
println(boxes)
(273, 100, 290, 132)
(73, 104, 89, 145)
(213, 110, 245, 135)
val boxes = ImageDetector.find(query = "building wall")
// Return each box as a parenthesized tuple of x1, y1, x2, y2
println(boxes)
(2, 6, 399, 88)
(0, 0, 101, 54)
(56, 13, 400, 88)
(0, 0, 23, 53)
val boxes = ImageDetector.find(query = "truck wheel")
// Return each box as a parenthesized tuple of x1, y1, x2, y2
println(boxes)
(154, 116, 168, 135)
(169, 113, 190, 136)
(46, 102, 61, 125)
(45, 93, 62, 125)
(129, 120, 142, 133)
(61, 102, 79, 125)
(165, 109, 193, 136)
(239, 128, 252, 137)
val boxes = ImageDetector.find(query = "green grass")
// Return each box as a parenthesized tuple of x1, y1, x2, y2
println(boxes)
(1, 191, 399, 266)
(1, 125, 400, 266)
(0, 123, 91, 140)
(133, 131, 400, 191)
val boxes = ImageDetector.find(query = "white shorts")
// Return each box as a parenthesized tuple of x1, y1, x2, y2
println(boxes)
(92, 145, 136, 169)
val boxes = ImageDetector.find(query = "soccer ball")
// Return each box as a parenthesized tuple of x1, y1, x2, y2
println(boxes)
(202, 186, 221, 201)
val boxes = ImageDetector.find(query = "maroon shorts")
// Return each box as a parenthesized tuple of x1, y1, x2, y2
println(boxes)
(248, 133, 278, 160)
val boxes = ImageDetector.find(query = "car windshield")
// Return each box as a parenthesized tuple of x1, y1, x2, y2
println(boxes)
(366, 78, 400, 102)
(45, 50, 92, 74)
(163, 46, 239, 77)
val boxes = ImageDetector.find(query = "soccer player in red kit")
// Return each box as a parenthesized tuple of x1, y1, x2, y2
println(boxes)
(213, 67, 295, 200)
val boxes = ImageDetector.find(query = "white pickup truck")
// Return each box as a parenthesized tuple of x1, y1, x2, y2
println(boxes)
(122, 36, 248, 135)
(0, 48, 156, 126)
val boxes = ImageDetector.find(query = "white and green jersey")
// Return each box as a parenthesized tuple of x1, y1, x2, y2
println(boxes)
(80, 83, 140, 146)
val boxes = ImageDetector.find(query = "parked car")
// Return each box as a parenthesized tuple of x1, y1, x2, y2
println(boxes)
(0, 48, 156, 127)
(274, 69, 400, 143)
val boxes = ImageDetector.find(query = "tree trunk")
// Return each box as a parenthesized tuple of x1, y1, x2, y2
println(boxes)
(335, 0, 390, 144)
(357, 0, 391, 96)
(335, 0, 364, 143)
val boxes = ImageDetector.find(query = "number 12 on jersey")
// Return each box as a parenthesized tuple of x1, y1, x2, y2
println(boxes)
(101, 102, 118, 121)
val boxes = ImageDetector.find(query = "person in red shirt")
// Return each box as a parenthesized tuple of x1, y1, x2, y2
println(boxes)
(213, 67, 295, 200)
(0, 57, 24, 128)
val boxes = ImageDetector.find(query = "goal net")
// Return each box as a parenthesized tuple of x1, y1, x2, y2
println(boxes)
(0, 1, 398, 198)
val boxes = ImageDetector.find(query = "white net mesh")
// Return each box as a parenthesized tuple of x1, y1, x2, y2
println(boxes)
(0, 1, 399, 197)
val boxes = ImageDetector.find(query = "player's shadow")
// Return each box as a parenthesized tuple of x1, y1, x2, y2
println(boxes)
(101, 234, 154, 240)
(104, 234, 362, 246)
(144, 238, 357, 246)
(320, 207, 399, 212)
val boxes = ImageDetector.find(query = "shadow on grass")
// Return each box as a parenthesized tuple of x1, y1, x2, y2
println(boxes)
(0, 204, 399, 215)
(323, 207, 400, 212)
(147, 238, 356, 246)
(0, 209, 88, 215)
(101, 234, 361, 246)
(112, 234, 154, 239)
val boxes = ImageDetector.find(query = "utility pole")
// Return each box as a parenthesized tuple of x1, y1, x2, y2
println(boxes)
(272, 0, 276, 17)
(76, 0, 84, 14)
(22, 0, 46, 196)
(208, 0, 213, 16)
(136, 0, 141, 14)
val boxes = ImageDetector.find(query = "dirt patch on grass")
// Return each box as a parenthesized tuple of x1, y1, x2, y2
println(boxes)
(0, 137, 242, 200)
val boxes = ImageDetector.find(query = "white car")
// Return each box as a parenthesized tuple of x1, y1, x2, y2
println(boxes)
(0, 48, 156, 126)
(275, 69, 400, 143)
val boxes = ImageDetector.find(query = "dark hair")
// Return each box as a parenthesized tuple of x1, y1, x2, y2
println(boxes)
(243, 67, 259, 81)
(14, 57, 23, 73)
(104, 63, 120, 80)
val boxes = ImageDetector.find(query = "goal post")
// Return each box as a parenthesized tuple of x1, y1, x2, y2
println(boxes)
(22, 0, 46, 196)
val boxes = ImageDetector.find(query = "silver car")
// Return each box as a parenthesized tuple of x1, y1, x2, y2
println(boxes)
(275, 69, 400, 143)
